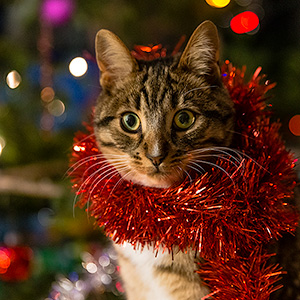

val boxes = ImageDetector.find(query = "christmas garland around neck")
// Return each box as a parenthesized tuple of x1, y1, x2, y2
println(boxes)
(69, 61, 298, 300)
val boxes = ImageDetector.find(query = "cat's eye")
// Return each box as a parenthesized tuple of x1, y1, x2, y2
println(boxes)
(121, 112, 141, 133)
(173, 110, 195, 131)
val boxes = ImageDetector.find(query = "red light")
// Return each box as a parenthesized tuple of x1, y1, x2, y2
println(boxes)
(230, 11, 259, 34)
(0, 248, 12, 273)
(289, 115, 300, 136)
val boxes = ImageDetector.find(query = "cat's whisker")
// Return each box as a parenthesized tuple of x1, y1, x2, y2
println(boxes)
(178, 166, 193, 185)
(190, 160, 236, 187)
(208, 146, 269, 173)
(87, 162, 128, 188)
(187, 163, 206, 176)
(190, 147, 243, 163)
(107, 169, 133, 200)
(189, 147, 246, 175)
(86, 166, 129, 215)
(73, 162, 128, 215)
(72, 164, 114, 216)
(67, 154, 104, 178)
(98, 165, 130, 195)
(75, 133, 96, 145)
(181, 85, 218, 98)
(227, 129, 260, 142)
(81, 160, 128, 186)
(192, 153, 242, 170)
(67, 153, 127, 177)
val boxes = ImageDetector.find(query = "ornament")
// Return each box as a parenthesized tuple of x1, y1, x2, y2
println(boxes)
(0, 246, 33, 282)
(69, 59, 299, 298)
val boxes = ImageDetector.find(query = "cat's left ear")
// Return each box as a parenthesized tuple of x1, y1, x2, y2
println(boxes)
(178, 21, 221, 80)
(95, 29, 137, 88)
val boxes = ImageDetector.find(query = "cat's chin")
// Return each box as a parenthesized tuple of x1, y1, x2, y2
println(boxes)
(121, 171, 181, 189)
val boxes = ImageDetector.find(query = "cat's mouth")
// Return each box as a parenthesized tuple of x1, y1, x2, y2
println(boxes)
(119, 166, 184, 189)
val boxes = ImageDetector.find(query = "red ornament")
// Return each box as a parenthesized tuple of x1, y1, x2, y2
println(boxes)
(0, 246, 33, 282)
(131, 36, 186, 60)
(69, 61, 298, 299)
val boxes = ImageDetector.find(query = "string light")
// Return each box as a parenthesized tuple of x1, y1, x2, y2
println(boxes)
(6, 70, 22, 89)
(289, 115, 300, 136)
(230, 11, 259, 34)
(69, 57, 88, 77)
(205, 0, 231, 8)
(0, 136, 6, 156)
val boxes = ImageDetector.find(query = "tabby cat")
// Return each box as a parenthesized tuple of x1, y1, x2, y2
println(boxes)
(94, 21, 235, 300)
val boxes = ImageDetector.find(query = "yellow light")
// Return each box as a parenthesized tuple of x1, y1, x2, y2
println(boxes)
(69, 57, 88, 77)
(205, 0, 231, 8)
(6, 70, 22, 89)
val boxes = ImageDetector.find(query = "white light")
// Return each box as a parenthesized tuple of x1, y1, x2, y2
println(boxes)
(59, 278, 73, 291)
(75, 280, 85, 291)
(86, 262, 98, 274)
(101, 274, 112, 285)
(69, 57, 88, 77)
(99, 255, 110, 267)
(0, 136, 6, 156)
(6, 70, 22, 89)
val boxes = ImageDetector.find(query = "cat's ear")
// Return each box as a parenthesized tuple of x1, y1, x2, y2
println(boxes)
(178, 21, 221, 79)
(95, 29, 137, 88)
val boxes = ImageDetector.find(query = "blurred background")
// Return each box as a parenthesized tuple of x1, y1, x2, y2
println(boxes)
(0, 0, 299, 299)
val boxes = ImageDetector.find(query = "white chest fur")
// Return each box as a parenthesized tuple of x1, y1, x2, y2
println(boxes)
(116, 242, 210, 300)
(118, 242, 174, 300)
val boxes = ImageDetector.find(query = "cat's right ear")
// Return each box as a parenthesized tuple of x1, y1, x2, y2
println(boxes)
(178, 21, 221, 80)
(95, 29, 137, 88)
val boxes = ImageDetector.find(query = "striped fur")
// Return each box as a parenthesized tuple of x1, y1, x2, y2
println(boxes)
(94, 21, 235, 300)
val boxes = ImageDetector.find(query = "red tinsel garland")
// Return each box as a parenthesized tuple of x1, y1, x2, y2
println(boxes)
(69, 61, 298, 299)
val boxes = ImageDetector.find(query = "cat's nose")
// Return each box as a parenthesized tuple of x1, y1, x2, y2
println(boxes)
(146, 153, 166, 167)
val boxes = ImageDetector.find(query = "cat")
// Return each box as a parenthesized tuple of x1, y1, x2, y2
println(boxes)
(93, 21, 235, 300)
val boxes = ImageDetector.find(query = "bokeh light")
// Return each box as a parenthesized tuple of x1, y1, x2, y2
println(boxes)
(235, 0, 252, 6)
(0, 136, 6, 156)
(289, 115, 300, 136)
(0, 248, 11, 274)
(40, 114, 54, 131)
(230, 11, 259, 34)
(40, 0, 75, 27)
(47, 99, 65, 117)
(205, 0, 231, 8)
(86, 262, 97, 274)
(41, 87, 55, 103)
(6, 70, 22, 89)
(69, 57, 88, 77)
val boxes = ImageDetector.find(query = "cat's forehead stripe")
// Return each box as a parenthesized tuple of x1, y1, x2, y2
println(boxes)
(139, 65, 175, 112)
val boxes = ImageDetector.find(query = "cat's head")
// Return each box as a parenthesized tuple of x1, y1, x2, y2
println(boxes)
(94, 21, 235, 188)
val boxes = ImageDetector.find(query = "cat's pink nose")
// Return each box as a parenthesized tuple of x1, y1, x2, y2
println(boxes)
(146, 154, 165, 167)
